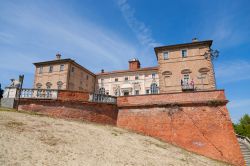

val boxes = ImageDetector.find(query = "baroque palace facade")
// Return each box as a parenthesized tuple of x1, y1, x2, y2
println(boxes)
(33, 39, 216, 96)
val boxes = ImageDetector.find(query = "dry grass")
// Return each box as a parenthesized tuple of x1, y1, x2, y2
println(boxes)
(0, 109, 229, 166)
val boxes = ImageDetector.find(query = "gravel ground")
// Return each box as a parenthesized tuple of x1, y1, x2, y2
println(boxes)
(0, 110, 229, 166)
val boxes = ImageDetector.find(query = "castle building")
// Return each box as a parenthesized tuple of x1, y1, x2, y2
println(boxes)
(96, 59, 159, 96)
(33, 39, 216, 95)
(154, 39, 216, 93)
(33, 54, 96, 92)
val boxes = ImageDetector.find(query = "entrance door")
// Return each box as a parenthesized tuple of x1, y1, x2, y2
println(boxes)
(123, 91, 129, 96)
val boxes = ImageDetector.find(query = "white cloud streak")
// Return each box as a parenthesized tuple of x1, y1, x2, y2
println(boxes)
(117, 0, 161, 48)
(215, 60, 250, 84)
(0, 1, 140, 87)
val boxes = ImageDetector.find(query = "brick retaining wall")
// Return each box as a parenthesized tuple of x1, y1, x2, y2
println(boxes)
(18, 99, 118, 125)
(117, 90, 244, 166)
(16, 90, 244, 165)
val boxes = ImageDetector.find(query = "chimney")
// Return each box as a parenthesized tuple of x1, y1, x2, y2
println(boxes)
(129, 58, 140, 70)
(192, 38, 199, 42)
(101, 69, 104, 73)
(56, 53, 61, 60)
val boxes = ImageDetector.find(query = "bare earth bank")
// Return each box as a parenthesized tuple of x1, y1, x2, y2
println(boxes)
(0, 111, 229, 166)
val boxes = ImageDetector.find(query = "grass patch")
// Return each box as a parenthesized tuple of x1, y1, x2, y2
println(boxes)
(144, 139, 169, 150)
(39, 134, 65, 146)
(4, 121, 26, 132)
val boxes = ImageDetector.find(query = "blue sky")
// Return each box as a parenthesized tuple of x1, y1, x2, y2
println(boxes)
(0, 0, 249, 122)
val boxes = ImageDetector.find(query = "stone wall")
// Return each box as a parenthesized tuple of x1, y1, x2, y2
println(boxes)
(117, 90, 244, 166)
(18, 99, 118, 125)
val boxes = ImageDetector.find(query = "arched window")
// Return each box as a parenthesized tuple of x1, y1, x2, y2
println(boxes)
(46, 82, 52, 89)
(181, 69, 192, 74)
(150, 83, 158, 94)
(199, 67, 210, 73)
(36, 83, 42, 89)
(99, 87, 105, 94)
(162, 71, 172, 75)
(57, 81, 63, 90)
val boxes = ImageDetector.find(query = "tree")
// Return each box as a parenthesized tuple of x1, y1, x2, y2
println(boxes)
(233, 114, 250, 138)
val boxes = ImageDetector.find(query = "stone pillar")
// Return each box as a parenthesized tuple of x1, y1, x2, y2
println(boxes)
(1, 87, 18, 108)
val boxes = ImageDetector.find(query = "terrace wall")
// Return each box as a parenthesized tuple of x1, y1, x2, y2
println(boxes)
(18, 99, 118, 125)
(117, 90, 244, 166)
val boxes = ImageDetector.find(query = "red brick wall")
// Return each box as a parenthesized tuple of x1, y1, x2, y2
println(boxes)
(57, 90, 89, 101)
(18, 99, 118, 125)
(117, 90, 244, 166)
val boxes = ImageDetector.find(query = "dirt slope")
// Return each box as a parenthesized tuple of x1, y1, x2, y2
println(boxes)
(0, 111, 229, 166)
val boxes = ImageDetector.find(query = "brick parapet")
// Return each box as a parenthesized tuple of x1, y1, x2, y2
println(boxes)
(57, 90, 89, 101)
(117, 90, 227, 107)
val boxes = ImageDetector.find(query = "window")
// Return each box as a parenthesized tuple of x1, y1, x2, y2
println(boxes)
(39, 67, 43, 74)
(57, 81, 63, 90)
(183, 74, 189, 84)
(106, 92, 109, 95)
(49, 66, 53, 73)
(46, 82, 52, 89)
(135, 75, 139, 80)
(60, 64, 64, 71)
(71, 67, 75, 72)
(163, 52, 169, 60)
(99, 87, 105, 94)
(86, 75, 89, 80)
(152, 73, 156, 79)
(182, 49, 187, 58)
(80, 80, 83, 85)
(125, 77, 128, 81)
(146, 89, 150, 94)
(36, 83, 42, 89)
(123, 91, 129, 96)
(114, 88, 120, 96)
(115, 78, 118, 82)
(135, 90, 139, 95)
(150, 83, 158, 94)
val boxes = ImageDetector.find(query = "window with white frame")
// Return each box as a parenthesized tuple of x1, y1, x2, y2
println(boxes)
(57, 81, 63, 90)
(124, 76, 128, 81)
(183, 74, 189, 84)
(135, 75, 139, 80)
(60, 64, 64, 71)
(150, 83, 158, 94)
(39, 67, 43, 74)
(99, 87, 105, 94)
(115, 78, 118, 82)
(135, 90, 139, 95)
(152, 73, 156, 79)
(163, 52, 169, 60)
(49, 66, 53, 73)
(182, 49, 187, 58)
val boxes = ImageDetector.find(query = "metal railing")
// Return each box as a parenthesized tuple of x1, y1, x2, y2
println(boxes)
(89, 93, 117, 104)
(181, 84, 195, 91)
(20, 88, 58, 99)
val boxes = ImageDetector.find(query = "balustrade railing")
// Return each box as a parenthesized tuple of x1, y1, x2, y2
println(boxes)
(20, 88, 58, 99)
(89, 93, 117, 104)
(181, 84, 195, 91)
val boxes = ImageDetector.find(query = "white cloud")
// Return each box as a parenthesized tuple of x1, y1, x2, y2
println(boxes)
(0, 1, 143, 87)
(215, 60, 250, 84)
(117, 0, 161, 48)
(228, 99, 250, 109)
